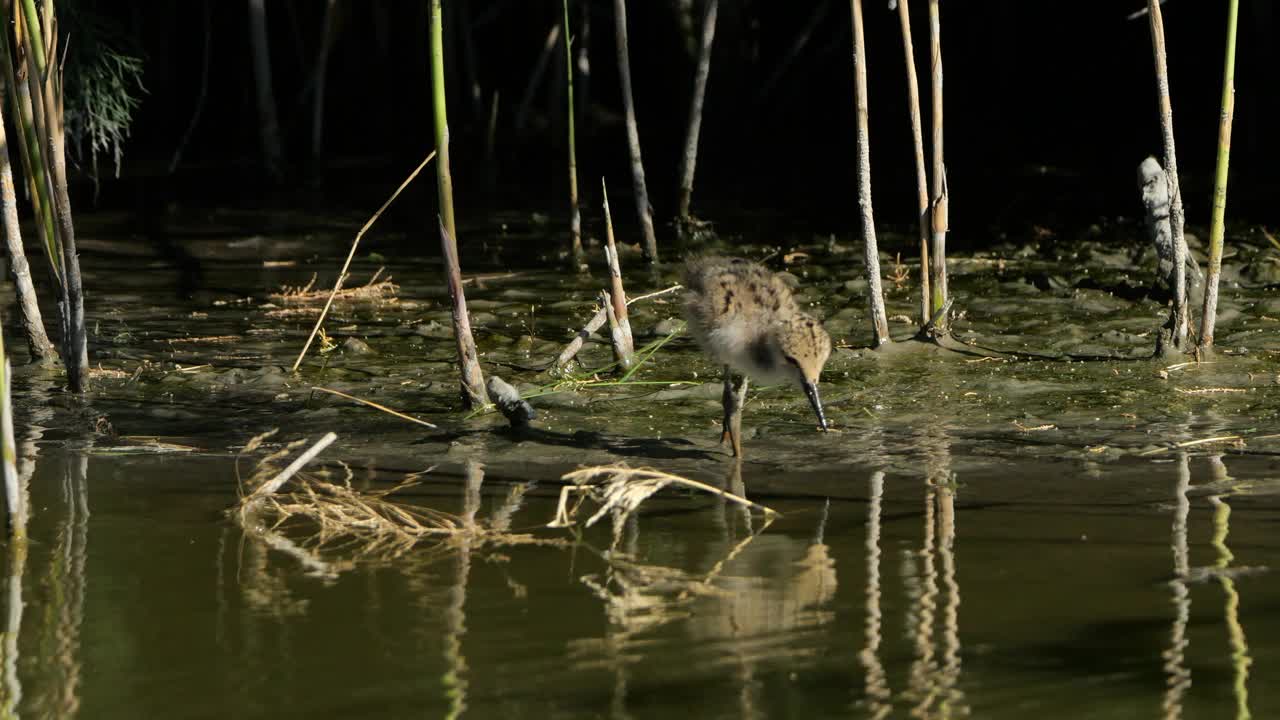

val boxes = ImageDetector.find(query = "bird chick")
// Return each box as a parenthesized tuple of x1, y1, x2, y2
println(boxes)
(684, 257, 831, 455)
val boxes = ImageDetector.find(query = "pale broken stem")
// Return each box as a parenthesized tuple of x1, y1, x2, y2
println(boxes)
(554, 284, 682, 369)
(1197, 0, 1239, 352)
(310, 386, 439, 429)
(612, 0, 659, 263)
(927, 0, 949, 332)
(1148, 0, 1189, 349)
(895, 0, 931, 328)
(602, 290, 631, 370)
(439, 218, 487, 408)
(675, 0, 718, 219)
(251, 432, 337, 498)
(851, 0, 890, 348)
(291, 151, 436, 372)
(601, 179, 635, 365)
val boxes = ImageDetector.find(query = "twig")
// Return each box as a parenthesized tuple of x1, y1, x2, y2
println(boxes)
(251, 432, 338, 498)
(291, 151, 436, 371)
(310, 386, 438, 429)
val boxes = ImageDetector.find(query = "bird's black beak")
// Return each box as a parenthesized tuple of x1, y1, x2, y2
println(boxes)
(802, 380, 828, 431)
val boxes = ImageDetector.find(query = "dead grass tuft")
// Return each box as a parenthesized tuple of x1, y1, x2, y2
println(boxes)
(269, 268, 399, 304)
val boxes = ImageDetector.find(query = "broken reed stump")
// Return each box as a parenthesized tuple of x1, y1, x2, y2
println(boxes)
(554, 284, 682, 370)
(1198, 0, 1240, 352)
(611, 0, 659, 263)
(893, 0, 932, 329)
(850, 0, 891, 348)
(926, 0, 949, 336)
(601, 180, 636, 368)
(439, 218, 486, 408)
(676, 0, 719, 220)
(1146, 0, 1190, 352)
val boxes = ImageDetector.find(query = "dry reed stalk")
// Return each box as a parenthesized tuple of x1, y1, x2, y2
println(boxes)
(1147, 0, 1190, 350)
(851, 0, 891, 348)
(290, 151, 435, 371)
(894, 0, 931, 327)
(310, 386, 438, 429)
(611, 0, 659, 263)
(601, 180, 635, 367)
(926, 0, 949, 334)
(563, 0, 583, 259)
(676, 0, 718, 220)
(548, 463, 779, 530)
(1198, 0, 1240, 352)
(275, 269, 399, 304)
(553, 283, 682, 369)
(0, 93, 53, 362)
(439, 218, 487, 408)
(249, 432, 338, 499)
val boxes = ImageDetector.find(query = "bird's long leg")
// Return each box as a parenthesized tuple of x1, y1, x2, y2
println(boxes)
(720, 365, 749, 457)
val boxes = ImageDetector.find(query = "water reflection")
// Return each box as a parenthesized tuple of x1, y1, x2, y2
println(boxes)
(858, 470, 890, 719)
(1162, 453, 1191, 720)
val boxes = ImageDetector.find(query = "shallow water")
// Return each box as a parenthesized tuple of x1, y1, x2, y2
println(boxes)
(2, 210, 1279, 717)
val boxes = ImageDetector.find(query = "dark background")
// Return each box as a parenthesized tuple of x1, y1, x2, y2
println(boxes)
(92, 1, 1278, 245)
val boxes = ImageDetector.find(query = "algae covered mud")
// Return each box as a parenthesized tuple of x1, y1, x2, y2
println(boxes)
(3, 210, 1280, 717)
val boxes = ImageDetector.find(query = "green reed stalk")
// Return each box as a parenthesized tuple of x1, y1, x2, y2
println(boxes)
(850, 0, 890, 347)
(431, 1, 485, 409)
(562, 0, 582, 259)
(1197, 0, 1239, 352)
(894, 0, 930, 328)
(1147, 0, 1190, 351)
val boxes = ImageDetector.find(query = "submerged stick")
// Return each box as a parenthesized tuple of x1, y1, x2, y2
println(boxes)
(601, 180, 635, 367)
(851, 0, 891, 348)
(440, 218, 487, 409)
(611, 0, 659, 263)
(554, 284, 682, 369)
(1147, 0, 1190, 350)
(926, 0, 949, 335)
(894, 0, 931, 328)
(676, 0, 718, 220)
(1198, 0, 1239, 352)
(290, 151, 436, 372)
(562, 0, 583, 259)
(0, 91, 54, 362)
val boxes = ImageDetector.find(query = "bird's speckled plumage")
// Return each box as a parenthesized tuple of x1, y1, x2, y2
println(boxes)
(683, 257, 831, 388)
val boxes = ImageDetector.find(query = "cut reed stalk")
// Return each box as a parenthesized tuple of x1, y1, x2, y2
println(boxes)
(601, 179, 635, 367)
(851, 0, 891, 348)
(926, 0, 948, 334)
(611, 0, 659, 263)
(0, 89, 54, 362)
(1147, 0, 1190, 350)
(247, 0, 284, 179)
(554, 283, 682, 370)
(676, 0, 718, 221)
(562, 0, 583, 259)
(1197, 0, 1239, 352)
(439, 218, 487, 408)
(894, 0, 931, 328)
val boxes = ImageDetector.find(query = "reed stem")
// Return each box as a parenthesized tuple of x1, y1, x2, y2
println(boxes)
(1147, 0, 1190, 351)
(894, 0, 931, 328)
(926, 0, 948, 334)
(611, 0, 659, 263)
(0, 81, 53, 362)
(676, 0, 718, 220)
(1197, 0, 1239, 352)
(439, 218, 487, 409)
(850, 0, 890, 347)
(562, 0, 583, 259)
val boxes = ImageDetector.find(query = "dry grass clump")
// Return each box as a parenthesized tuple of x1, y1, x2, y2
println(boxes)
(269, 268, 399, 304)
(232, 431, 559, 572)
(549, 463, 779, 531)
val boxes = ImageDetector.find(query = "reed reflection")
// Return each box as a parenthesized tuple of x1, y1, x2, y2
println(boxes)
(1208, 491, 1251, 720)
(858, 470, 890, 719)
(1161, 453, 1191, 720)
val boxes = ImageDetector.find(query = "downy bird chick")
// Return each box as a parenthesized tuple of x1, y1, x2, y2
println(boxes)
(684, 257, 831, 456)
